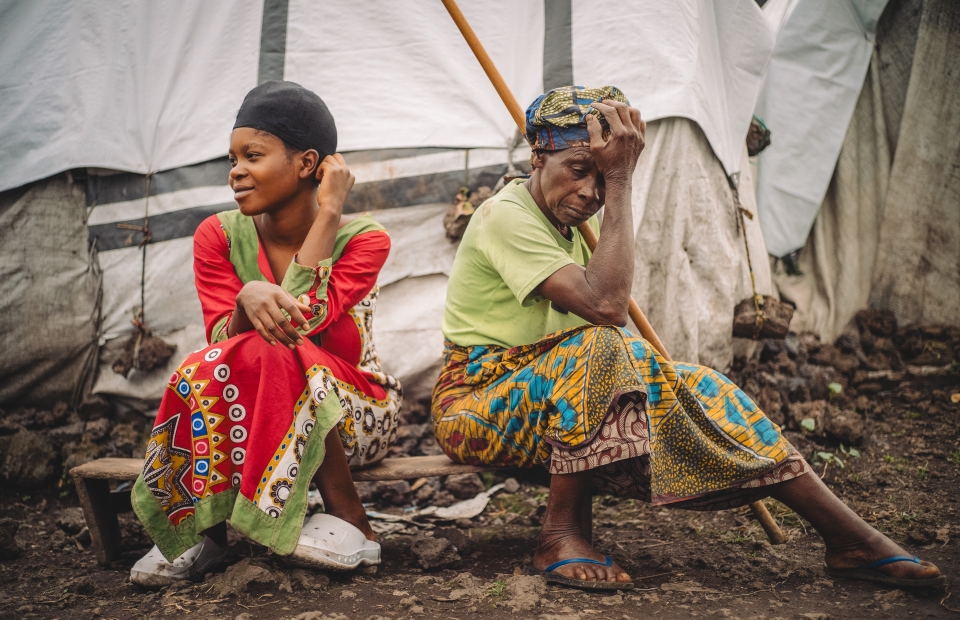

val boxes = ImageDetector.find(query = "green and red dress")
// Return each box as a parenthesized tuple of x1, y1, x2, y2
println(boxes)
(133, 211, 401, 560)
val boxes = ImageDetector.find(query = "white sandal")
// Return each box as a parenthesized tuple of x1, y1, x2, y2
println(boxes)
(287, 513, 381, 571)
(130, 536, 228, 588)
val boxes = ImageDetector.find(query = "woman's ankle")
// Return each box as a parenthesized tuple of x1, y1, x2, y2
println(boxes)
(324, 504, 376, 541)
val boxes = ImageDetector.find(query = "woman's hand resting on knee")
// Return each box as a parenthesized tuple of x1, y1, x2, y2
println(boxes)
(229, 281, 313, 348)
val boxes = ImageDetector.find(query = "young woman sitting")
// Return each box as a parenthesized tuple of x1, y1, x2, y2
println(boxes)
(130, 81, 401, 587)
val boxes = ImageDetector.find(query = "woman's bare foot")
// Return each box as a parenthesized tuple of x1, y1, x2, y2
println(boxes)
(770, 471, 942, 583)
(313, 428, 377, 542)
(326, 504, 377, 542)
(534, 526, 631, 583)
(537, 470, 631, 584)
(824, 530, 941, 580)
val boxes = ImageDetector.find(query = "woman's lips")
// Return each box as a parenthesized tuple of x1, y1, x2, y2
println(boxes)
(233, 187, 254, 200)
(566, 205, 593, 219)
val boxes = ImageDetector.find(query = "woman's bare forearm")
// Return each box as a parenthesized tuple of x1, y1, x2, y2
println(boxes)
(296, 205, 340, 268)
(581, 180, 634, 322)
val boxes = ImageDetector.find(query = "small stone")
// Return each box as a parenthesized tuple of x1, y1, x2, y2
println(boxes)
(289, 568, 330, 591)
(341, 590, 357, 599)
(57, 507, 87, 535)
(503, 574, 547, 611)
(0, 431, 56, 488)
(455, 518, 474, 529)
(444, 473, 486, 499)
(209, 558, 292, 598)
(414, 483, 436, 503)
(234, 614, 253, 620)
(110, 423, 140, 453)
(822, 409, 864, 444)
(398, 595, 421, 607)
(503, 477, 520, 494)
(84, 418, 111, 441)
(355, 480, 411, 506)
(431, 489, 458, 507)
(47, 421, 86, 443)
(0, 517, 23, 560)
(62, 438, 102, 471)
(411, 535, 460, 570)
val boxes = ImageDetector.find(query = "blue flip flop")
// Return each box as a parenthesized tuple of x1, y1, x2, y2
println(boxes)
(527, 556, 634, 591)
(825, 555, 946, 588)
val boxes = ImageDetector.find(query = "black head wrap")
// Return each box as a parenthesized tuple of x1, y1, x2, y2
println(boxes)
(234, 81, 337, 159)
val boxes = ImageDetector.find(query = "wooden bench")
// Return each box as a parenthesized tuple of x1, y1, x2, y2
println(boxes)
(73, 455, 780, 566)
(71, 455, 504, 566)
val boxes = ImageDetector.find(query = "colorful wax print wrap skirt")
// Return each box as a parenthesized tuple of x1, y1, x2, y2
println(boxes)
(432, 326, 810, 509)
(132, 332, 400, 561)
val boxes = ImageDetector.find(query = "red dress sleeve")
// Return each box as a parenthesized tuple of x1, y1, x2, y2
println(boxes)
(315, 230, 390, 363)
(193, 216, 241, 344)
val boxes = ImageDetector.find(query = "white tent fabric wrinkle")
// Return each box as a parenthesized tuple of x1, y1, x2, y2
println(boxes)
(284, 0, 544, 152)
(571, 0, 775, 176)
(754, 0, 890, 257)
(0, 0, 262, 193)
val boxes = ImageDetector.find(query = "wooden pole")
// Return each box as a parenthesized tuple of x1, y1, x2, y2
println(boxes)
(440, 0, 785, 546)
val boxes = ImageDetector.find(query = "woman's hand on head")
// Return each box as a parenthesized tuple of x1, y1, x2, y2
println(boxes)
(315, 153, 355, 217)
(234, 281, 312, 348)
(585, 100, 645, 186)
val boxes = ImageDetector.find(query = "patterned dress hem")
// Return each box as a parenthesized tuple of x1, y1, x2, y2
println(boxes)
(132, 380, 342, 561)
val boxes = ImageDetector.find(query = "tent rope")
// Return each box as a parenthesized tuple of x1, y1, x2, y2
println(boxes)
(116, 173, 153, 369)
(729, 177, 765, 339)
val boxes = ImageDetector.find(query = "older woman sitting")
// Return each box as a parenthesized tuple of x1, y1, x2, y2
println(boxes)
(432, 86, 944, 591)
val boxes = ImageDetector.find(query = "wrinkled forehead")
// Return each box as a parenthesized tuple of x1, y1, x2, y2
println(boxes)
(547, 146, 594, 166)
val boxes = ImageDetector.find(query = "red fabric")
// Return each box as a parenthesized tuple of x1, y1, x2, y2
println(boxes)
(192, 215, 390, 367)
(154, 332, 384, 524)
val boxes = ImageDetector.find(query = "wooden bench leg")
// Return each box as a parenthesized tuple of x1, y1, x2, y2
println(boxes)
(750, 500, 786, 545)
(74, 476, 123, 566)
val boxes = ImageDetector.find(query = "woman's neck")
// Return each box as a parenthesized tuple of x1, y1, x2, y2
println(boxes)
(525, 174, 570, 239)
(255, 190, 319, 249)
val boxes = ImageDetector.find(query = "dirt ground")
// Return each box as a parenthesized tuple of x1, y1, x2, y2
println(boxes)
(1, 325, 958, 619)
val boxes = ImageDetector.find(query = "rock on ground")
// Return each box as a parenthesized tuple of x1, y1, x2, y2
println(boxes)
(207, 558, 292, 598)
(411, 535, 460, 570)
(0, 431, 56, 488)
(356, 480, 411, 506)
(56, 507, 86, 535)
(289, 568, 330, 591)
(444, 473, 485, 499)
(446, 571, 486, 601)
(0, 518, 22, 559)
(503, 574, 547, 611)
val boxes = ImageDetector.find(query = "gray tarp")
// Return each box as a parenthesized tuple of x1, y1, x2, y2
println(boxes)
(629, 117, 774, 371)
(0, 174, 101, 406)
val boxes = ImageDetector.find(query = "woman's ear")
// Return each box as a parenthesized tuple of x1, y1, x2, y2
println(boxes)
(530, 149, 546, 171)
(300, 149, 320, 179)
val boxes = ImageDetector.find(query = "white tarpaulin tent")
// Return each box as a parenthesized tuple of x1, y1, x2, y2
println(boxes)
(0, 0, 261, 193)
(572, 0, 775, 177)
(753, 0, 891, 257)
(0, 0, 784, 406)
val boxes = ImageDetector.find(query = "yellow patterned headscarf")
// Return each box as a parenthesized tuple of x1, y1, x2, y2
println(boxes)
(524, 86, 629, 150)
